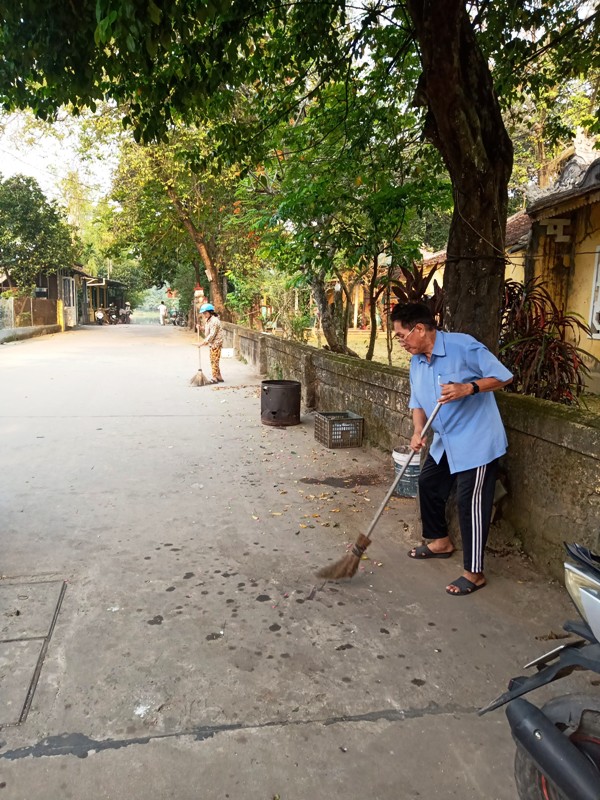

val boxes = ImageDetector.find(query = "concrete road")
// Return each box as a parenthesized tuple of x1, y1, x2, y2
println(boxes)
(0, 325, 583, 799)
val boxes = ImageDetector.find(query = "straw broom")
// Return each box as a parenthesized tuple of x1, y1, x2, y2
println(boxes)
(190, 329, 212, 387)
(317, 403, 442, 580)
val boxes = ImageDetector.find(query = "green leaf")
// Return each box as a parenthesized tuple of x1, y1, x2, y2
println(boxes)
(145, 33, 158, 58)
(148, 0, 162, 25)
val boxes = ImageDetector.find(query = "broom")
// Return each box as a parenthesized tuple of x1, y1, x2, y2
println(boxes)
(317, 402, 442, 580)
(190, 329, 212, 387)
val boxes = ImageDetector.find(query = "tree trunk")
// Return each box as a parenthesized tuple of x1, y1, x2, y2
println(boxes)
(332, 269, 353, 347)
(407, 0, 513, 352)
(385, 279, 393, 366)
(310, 272, 358, 356)
(165, 186, 228, 318)
(193, 236, 228, 318)
(365, 254, 379, 361)
(332, 281, 344, 341)
(192, 259, 203, 287)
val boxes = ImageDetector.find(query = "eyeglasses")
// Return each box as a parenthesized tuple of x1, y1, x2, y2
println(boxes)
(394, 325, 416, 342)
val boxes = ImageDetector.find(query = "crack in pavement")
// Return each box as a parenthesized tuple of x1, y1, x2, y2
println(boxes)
(0, 702, 478, 761)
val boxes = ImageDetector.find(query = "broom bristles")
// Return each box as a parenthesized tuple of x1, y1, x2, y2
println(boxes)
(190, 369, 211, 387)
(316, 533, 371, 580)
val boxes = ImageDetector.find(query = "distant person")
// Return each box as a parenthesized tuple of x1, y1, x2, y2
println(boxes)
(198, 303, 224, 383)
(391, 302, 513, 597)
(120, 302, 132, 324)
(158, 301, 167, 326)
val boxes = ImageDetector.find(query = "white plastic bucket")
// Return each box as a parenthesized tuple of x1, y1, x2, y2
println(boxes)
(392, 447, 420, 498)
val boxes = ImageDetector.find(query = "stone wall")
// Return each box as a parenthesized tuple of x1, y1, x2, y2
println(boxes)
(222, 322, 600, 576)
(496, 393, 600, 571)
(224, 323, 266, 376)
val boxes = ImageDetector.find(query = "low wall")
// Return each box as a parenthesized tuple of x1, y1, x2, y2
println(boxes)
(496, 394, 600, 572)
(0, 324, 62, 344)
(223, 322, 600, 576)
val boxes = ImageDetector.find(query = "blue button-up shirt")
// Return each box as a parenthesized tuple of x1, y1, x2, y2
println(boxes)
(409, 331, 513, 473)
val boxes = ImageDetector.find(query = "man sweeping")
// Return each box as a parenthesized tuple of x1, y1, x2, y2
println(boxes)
(390, 302, 513, 596)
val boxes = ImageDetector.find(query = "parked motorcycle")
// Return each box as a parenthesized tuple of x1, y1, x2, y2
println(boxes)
(172, 310, 187, 327)
(119, 305, 132, 324)
(94, 309, 105, 325)
(107, 304, 119, 325)
(480, 543, 600, 800)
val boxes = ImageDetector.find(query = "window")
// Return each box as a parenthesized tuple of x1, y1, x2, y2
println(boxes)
(591, 246, 600, 339)
(62, 277, 75, 307)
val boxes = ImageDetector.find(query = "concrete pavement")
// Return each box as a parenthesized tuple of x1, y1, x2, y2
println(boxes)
(0, 324, 584, 799)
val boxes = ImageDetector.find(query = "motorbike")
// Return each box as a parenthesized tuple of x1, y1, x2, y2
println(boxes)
(172, 310, 187, 327)
(107, 305, 119, 325)
(119, 307, 132, 324)
(480, 543, 600, 800)
(94, 309, 105, 325)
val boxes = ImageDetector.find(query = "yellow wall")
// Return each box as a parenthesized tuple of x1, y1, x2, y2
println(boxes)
(568, 203, 600, 378)
(424, 251, 525, 286)
(505, 251, 525, 283)
(569, 203, 600, 384)
(56, 299, 65, 331)
(530, 201, 600, 390)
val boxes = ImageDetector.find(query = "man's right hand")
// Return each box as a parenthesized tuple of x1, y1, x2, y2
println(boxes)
(410, 432, 427, 452)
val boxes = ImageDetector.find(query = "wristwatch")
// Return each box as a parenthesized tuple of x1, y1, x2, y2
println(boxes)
(470, 381, 480, 395)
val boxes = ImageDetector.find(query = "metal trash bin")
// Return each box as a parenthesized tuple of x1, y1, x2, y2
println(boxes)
(261, 380, 301, 427)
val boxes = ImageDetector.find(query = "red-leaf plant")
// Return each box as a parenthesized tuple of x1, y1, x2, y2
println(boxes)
(500, 279, 591, 405)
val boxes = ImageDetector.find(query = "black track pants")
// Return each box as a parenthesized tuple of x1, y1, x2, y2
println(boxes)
(418, 452, 499, 573)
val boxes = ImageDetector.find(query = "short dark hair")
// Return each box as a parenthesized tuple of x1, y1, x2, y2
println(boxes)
(390, 302, 436, 329)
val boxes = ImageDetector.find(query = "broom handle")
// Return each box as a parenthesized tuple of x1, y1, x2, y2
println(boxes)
(197, 328, 202, 370)
(364, 402, 442, 541)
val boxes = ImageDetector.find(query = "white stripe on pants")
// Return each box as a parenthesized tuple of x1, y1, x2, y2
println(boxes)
(418, 453, 499, 573)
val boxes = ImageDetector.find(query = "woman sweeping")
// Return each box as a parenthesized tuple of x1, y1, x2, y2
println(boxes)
(199, 303, 224, 384)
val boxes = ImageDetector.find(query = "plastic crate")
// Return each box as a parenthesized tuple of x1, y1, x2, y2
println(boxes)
(314, 411, 364, 449)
